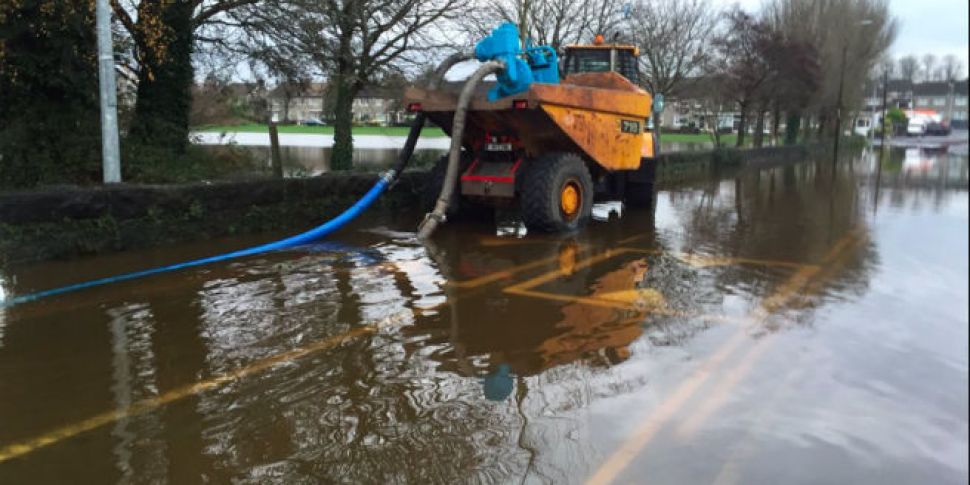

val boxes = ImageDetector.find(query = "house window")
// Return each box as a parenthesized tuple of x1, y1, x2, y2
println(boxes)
(953, 110, 967, 121)
(932, 97, 945, 107)
(955, 96, 968, 107)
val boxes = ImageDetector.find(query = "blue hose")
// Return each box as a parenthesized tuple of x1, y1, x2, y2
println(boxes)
(1, 175, 391, 308)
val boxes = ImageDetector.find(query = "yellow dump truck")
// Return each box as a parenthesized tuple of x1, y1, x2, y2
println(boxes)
(405, 28, 657, 233)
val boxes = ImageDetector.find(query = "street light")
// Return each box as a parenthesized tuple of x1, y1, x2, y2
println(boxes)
(833, 19, 874, 162)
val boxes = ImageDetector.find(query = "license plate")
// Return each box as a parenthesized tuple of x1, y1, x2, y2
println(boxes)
(486, 143, 512, 151)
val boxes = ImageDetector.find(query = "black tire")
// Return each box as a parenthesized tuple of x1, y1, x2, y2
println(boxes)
(519, 153, 594, 233)
(423, 153, 492, 221)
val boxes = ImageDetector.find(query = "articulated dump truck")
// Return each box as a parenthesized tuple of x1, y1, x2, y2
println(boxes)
(405, 24, 657, 234)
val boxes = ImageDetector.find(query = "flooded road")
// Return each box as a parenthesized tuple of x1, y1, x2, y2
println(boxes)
(0, 149, 967, 484)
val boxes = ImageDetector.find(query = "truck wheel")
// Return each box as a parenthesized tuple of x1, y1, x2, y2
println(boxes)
(520, 153, 593, 233)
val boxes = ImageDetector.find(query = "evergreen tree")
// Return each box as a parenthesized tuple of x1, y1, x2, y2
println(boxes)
(0, 0, 102, 188)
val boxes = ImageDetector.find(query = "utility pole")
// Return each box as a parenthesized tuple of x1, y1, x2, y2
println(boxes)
(833, 43, 848, 161)
(96, 0, 122, 183)
(880, 66, 889, 151)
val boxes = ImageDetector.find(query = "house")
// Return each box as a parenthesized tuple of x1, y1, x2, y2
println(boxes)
(265, 83, 406, 125)
(268, 83, 327, 123)
(190, 81, 268, 125)
(863, 79, 969, 128)
(653, 77, 743, 133)
(352, 87, 404, 125)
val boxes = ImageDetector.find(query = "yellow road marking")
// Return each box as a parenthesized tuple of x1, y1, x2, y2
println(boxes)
(674, 338, 772, 439)
(618, 234, 651, 245)
(448, 254, 564, 288)
(0, 324, 384, 464)
(712, 356, 809, 485)
(676, 231, 867, 440)
(585, 229, 863, 484)
(676, 254, 818, 270)
(585, 330, 751, 485)
(504, 248, 657, 293)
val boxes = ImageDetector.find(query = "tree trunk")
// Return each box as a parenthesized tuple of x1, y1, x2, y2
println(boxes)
(801, 114, 812, 142)
(816, 112, 827, 140)
(753, 109, 765, 148)
(331, 76, 358, 171)
(282, 92, 292, 123)
(784, 112, 801, 145)
(710, 115, 721, 148)
(771, 103, 781, 142)
(129, 1, 195, 155)
(735, 103, 747, 148)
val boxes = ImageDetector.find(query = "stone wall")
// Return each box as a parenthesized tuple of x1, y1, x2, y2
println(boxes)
(0, 172, 427, 265)
(0, 145, 815, 265)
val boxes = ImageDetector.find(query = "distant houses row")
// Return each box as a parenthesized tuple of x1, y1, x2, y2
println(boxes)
(862, 79, 970, 128)
(657, 78, 970, 135)
(265, 83, 407, 125)
(192, 77, 968, 133)
(189, 81, 408, 126)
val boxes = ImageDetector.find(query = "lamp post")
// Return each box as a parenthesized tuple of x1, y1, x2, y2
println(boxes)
(880, 64, 889, 152)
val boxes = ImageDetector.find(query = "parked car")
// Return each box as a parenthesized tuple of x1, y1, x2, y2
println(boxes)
(924, 121, 951, 136)
(853, 117, 873, 137)
(907, 118, 926, 136)
(301, 118, 326, 126)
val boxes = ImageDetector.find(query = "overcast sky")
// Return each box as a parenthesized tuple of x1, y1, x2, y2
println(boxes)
(721, 0, 970, 71)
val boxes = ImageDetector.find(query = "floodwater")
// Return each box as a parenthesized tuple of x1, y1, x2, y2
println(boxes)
(0, 149, 967, 484)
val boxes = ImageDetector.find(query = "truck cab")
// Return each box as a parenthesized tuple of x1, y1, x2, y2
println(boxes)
(561, 36, 640, 84)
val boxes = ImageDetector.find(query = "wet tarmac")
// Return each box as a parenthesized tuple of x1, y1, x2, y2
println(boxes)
(0, 148, 967, 484)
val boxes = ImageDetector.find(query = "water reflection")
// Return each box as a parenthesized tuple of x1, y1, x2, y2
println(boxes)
(0, 276, 5, 348)
(0, 149, 966, 483)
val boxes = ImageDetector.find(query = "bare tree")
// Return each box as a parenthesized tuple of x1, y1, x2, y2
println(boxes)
(466, 0, 625, 51)
(694, 75, 732, 148)
(764, 0, 896, 139)
(898, 55, 919, 84)
(941, 54, 964, 82)
(921, 53, 937, 81)
(243, 0, 464, 170)
(711, 8, 778, 148)
(626, 0, 717, 149)
(878, 56, 895, 80)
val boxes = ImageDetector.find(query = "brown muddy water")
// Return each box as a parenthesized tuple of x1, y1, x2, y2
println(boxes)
(0, 149, 967, 484)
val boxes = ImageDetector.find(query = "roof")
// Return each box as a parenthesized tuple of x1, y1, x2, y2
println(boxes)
(357, 86, 401, 100)
(267, 82, 327, 99)
(883, 79, 968, 96)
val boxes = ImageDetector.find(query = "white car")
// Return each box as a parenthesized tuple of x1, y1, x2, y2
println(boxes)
(854, 117, 872, 137)
(907, 119, 926, 136)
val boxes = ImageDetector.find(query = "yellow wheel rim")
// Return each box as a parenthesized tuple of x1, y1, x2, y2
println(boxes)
(560, 182, 581, 218)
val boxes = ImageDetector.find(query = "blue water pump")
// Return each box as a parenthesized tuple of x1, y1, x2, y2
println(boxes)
(474, 23, 559, 101)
